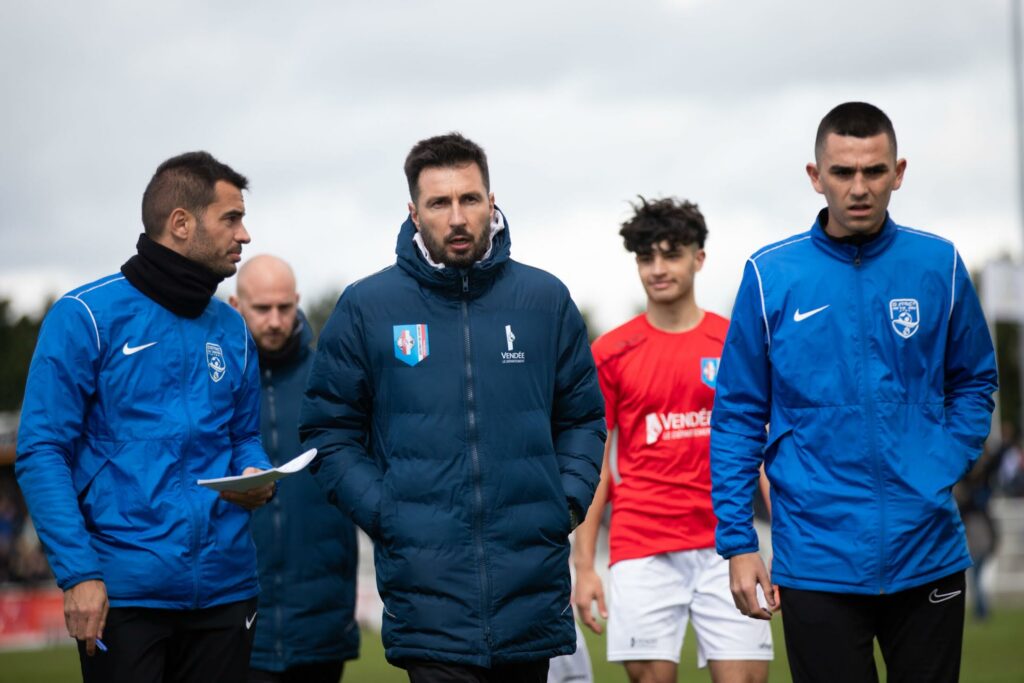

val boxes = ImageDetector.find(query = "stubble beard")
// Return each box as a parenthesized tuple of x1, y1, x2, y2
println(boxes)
(421, 223, 493, 269)
(189, 218, 236, 278)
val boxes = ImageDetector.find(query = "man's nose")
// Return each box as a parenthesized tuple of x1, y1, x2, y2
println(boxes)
(851, 173, 868, 197)
(450, 201, 466, 227)
(267, 309, 282, 329)
(237, 223, 252, 244)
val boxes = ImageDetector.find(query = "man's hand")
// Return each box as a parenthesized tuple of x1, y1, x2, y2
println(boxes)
(219, 467, 275, 510)
(573, 567, 608, 634)
(728, 552, 779, 620)
(65, 579, 108, 656)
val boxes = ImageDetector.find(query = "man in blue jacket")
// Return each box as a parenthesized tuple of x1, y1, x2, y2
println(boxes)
(300, 133, 606, 683)
(231, 254, 359, 682)
(710, 102, 998, 683)
(16, 151, 275, 683)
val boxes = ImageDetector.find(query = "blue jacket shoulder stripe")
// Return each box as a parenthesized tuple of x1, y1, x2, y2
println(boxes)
(897, 227, 957, 321)
(62, 275, 126, 352)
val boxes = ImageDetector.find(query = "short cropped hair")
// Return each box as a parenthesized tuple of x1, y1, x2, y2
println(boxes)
(404, 133, 490, 202)
(141, 151, 249, 237)
(815, 102, 897, 159)
(620, 196, 708, 254)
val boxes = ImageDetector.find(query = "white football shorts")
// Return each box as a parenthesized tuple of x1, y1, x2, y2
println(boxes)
(607, 547, 773, 667)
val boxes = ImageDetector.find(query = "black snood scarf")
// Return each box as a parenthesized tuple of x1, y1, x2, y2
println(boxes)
(120, 234, 224, 318)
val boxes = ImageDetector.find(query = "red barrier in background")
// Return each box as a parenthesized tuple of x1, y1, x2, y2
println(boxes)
(0, 586, 65, 650)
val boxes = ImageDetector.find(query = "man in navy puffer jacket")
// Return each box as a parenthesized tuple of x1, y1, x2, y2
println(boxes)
(231, 255, 359, 682)
(300, 133, 606, 682)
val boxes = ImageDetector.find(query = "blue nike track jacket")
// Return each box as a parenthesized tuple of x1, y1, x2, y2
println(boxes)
(16, 275, 269, 608)
(711, 213, 997, 594)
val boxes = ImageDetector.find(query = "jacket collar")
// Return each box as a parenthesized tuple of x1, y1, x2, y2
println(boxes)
(810, 208, 898, 263)
(395, 207, 512, 297)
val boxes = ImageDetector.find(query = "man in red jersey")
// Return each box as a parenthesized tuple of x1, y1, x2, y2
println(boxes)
(574, 197, 772, 683)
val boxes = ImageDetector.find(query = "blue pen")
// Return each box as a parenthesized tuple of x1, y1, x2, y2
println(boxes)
(95, 638, 108, 653)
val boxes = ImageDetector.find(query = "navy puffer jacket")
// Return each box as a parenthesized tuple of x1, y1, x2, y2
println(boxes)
(250, 313, 359, 671)
(300, 210, 605, 666)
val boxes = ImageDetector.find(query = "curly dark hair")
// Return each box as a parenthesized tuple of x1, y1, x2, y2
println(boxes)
(619, 196, 707, 254)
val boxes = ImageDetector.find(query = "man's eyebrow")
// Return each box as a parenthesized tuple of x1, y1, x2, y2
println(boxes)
(221, 208, 245, 219)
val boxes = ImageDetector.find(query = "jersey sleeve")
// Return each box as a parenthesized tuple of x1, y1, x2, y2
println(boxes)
(591, 340, 619, 430)
(711, 259, 772, 558)
(15, 297, 104, 589)
(943, 250, 997, 471)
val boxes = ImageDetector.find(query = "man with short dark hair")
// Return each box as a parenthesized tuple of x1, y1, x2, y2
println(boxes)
(575, 197, 772, 683)
(230, 255, 360, 682)
(300, 132, 606, 683)
(16, 151, 274, 683)
(711, 102, 998, 682)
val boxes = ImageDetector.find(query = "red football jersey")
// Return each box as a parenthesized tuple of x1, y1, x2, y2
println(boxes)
(591, 312, 728, 565)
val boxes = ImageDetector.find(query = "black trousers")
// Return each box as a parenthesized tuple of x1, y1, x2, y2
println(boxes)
(780, 571, 965, 683)
(403, 659, 550, 683)
(249, 660, 345, 683)
(78, 596, 258, 683)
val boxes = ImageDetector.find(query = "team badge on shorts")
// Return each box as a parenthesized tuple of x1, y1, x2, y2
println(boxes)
(205, 342, 226, 382)
(700, 357, 720, 389)
(889, 299, 920, 339)
(393, 324, 429, 367)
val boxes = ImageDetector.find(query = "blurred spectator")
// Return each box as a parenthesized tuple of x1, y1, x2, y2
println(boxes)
(996, 421, 1024, 496)
(955, 446, 1000, 620)
(0, 466, 52, 585)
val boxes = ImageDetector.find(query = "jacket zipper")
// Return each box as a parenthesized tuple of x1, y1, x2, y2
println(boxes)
(265, 368, 284, 663)
(177, 319, 202, 608)
(462, 273, 492, 652)
(853, 248, 887, 594)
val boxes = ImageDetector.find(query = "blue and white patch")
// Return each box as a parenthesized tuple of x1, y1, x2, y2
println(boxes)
(700, 357, 720, 389)
(393, 324, 429, 367)
(889, 299, 920, 339)
(206, 342, 226, 382)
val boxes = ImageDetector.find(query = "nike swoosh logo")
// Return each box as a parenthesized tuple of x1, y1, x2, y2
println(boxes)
(245, 611, 257, 630)
(928, 589, 962, 604)
(122, 342, 158, 356)
(793, 305, 830, 322)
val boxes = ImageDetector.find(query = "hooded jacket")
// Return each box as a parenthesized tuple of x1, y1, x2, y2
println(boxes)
(16, 274, 269, 608)
(299, 209, 606, 666)
(250, 312, 360, 670)
(711, 212, 997, 594)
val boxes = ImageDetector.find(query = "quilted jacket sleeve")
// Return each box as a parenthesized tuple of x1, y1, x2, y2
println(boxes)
(551, 295, 606, 519)
(299, 290, 383, 538)
(711, 259, 772, 558)
(943, 251, 997, 470)
(15, 297, 103, 589)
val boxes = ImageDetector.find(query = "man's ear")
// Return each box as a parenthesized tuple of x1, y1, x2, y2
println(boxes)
(408, 201, 423, 231)
(806, 162, 824, 195)
(228, 295, 240, 311)
(167, 207, 193, 240)
(694, 248, 706, 273)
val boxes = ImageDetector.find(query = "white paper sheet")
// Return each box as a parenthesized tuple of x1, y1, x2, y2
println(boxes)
(197, 448, 318, 492)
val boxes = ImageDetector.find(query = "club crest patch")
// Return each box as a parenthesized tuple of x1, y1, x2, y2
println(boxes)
(393, 324, 429, 367)
(206, 342, 226, 382)
(889, 299, 920, 339)
(700, 357, 720, 389)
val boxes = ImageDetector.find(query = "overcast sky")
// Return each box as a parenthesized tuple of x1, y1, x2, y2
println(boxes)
(2, 0, 1021, 333)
